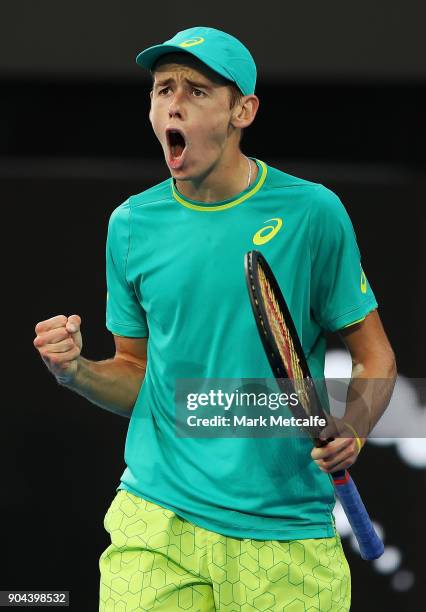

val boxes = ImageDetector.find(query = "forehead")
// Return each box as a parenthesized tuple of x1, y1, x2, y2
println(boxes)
(152, 52, 229, 87)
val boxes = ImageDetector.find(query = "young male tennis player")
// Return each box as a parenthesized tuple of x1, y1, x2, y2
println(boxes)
(34, 27, 396, 611)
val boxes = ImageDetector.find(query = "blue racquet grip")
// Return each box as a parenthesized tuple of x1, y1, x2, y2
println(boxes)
(332, 470, 384, 560)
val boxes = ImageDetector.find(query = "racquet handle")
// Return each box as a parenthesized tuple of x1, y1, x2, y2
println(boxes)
(316, 437, 384, 559)
(332, 470, 384, 560)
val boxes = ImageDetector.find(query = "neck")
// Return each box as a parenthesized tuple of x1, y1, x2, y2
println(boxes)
(174, 151, 257, 203)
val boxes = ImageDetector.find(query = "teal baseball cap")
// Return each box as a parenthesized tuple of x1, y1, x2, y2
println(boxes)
(136, 26, 257, 96)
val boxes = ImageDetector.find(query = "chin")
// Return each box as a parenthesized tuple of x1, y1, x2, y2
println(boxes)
(167, 160, 193, 181)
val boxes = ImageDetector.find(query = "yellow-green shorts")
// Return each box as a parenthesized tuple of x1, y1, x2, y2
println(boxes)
(99, 490, 351, 611)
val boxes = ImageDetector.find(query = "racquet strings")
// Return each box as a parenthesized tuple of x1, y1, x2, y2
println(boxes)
(258, 264, 312, 415)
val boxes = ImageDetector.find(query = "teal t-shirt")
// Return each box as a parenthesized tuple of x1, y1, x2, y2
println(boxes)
(105, 158, 377, 540)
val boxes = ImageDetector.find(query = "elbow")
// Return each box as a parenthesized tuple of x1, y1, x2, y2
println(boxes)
(387, 348, 397, 380)
(352, 346, 397, 380)
(380, 337, 397, 379)
(374, 346, 397, 381)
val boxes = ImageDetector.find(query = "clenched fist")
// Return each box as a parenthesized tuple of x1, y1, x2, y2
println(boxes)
(33, 314, 82, 385)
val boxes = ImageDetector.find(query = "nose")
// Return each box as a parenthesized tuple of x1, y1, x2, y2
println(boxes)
(168, 105, 181, 118)
(168, 90, 184, 119)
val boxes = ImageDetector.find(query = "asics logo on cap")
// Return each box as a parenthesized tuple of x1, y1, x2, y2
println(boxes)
(252, 218, 283, 245)
(179, 37, 205, 48)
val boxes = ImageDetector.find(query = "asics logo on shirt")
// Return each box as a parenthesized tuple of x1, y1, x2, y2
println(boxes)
(252, 218, 283, 245)
(360, 267, 367, 294)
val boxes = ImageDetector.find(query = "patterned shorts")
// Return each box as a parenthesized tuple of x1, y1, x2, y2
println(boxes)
(99, 490, 351, 611)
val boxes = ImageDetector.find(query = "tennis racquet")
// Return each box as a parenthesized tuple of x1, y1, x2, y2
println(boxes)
(244, 249, 384, 561)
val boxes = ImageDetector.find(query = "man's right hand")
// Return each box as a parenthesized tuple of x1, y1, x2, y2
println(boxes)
(33, 314, 83, 385)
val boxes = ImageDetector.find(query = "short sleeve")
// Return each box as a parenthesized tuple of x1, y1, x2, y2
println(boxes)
(309, 186, 378, 332)
(105, 201, 148, 337)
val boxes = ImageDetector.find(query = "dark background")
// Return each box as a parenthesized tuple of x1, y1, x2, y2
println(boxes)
(1, 1, 425, 610)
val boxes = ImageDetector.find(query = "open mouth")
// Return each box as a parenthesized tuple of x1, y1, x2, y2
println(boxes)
(167, 129, 187, 159)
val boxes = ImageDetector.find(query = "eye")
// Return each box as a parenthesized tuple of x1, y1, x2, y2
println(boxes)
(192, 88, 205, 97)
(158, 86, 170, 95)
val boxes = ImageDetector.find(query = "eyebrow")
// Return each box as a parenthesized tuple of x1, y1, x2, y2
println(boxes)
(153, 77, 212, 90)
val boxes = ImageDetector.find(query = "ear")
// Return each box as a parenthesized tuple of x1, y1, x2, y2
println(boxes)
(149, 90, 153, 122)
(231, 95, 260, 130)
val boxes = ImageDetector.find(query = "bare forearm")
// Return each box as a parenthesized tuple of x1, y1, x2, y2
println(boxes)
(313, 353, 397, 473)
(62, 355, 146, 418)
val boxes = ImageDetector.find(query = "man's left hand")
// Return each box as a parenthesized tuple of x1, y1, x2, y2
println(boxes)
(311, 417, 366, 473)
